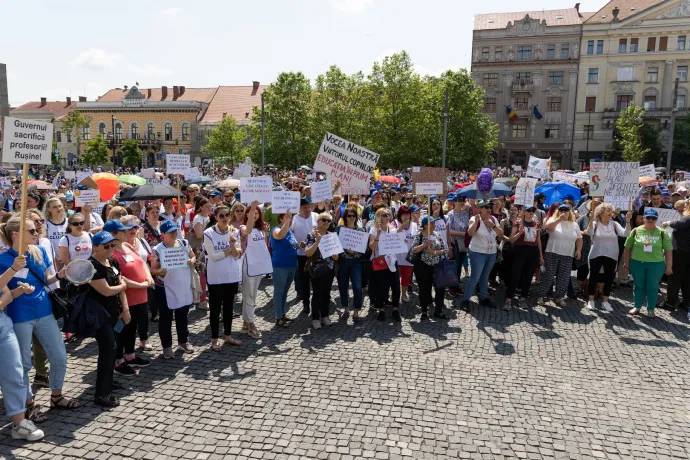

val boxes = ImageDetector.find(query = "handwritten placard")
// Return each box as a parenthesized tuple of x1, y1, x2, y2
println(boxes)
(590, 162, 639, 197)
(656, 208, 681, 223)
(411, 168, 448, 195)
(526, 156, 551, 180)
(338, 227, 369, 254)
(604, 196, 631, 211)
(378, 232, 408, 256)
(271, 191, 300, 213)
(318, 233, 344, 259)
(311, 179, 333, 202)
(0, 177, 11, 189)
(415, 182, 443, 195)
(159, 246, 189, 270)
(63, 171, 76, 180)
(74, 189, 100, 207)
(240, 176, 273, 204)
(166, 154, 191, 175)
(639, 164, 656, 178)
(514, 178, 537, 207)
(553, 172, 580, 186)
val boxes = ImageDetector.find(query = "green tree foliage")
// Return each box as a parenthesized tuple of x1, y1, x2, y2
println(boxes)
(615, 104, 650, 162)
(639, 124, 662, 166)
(201, 115, 247, 167)
(61, 110, 91, 157)
(121, 138, 143, 168)
(81, 134, 110, 168)
(673, 115, 690, 170)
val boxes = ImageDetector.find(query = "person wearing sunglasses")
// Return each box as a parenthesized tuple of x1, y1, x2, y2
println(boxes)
(368, 207, 402, 321)
(43, 197, 68, 268)
(336, 205, 366, 322)
(58, 213, 93, 270)
(291, 197, 319, 316)
(240, 201, 272, 338)
(623, 208, 673, 317)
(305, 212, 340, 328)
(446, 195, 471, 298)
(204, 206, 243, 350)
(392, 205, 417, 303)
(270, 211, 298, 327)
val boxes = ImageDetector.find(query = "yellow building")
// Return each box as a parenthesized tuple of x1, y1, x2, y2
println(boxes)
(574, 0, 690, 168)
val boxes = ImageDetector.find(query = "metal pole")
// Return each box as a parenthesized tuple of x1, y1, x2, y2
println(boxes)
(442, 86, 449, 169)
(665, 77, 680, 174)
(261, 92, 265, 171)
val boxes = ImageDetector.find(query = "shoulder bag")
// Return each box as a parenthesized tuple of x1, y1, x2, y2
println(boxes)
(405, 233, 422, 265)
(26, 263, 72, 320)
(306, 232, 331, 279)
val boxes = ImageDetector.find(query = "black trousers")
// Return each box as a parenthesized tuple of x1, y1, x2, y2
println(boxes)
(208, 283, 238, 338)
(94, 323, 117, 399)
(414, 262, 445, 314)
(588, 256, 617, 297)
(667, 250, 690, 306)
(311, 270, 334, 320)
(506, 245, 540, 299)
(297, 255, 312, 310)
(148, 287, 157, 320)
(371, 267, 400, 311)
(155, 286, 190, 348)
(116, 302, 149, 358)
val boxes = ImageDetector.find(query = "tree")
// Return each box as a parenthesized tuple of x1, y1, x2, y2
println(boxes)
(81, 134, 110, 169)
(639, 124, 662, 165)
(61, 110, 91, 159)
(121, 138, 143, 168)
(615, 104, 649, 162)
(201, 115, 247, 167)
(673, 115, 690, 170)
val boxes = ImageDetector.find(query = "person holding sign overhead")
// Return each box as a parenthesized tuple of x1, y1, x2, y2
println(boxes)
(305, 212, 339, 329)
(270, 211, 298, 327)
(368, 208, 402, 322)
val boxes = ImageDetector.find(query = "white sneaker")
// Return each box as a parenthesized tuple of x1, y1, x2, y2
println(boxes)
(601, 302, 613, 312)
(312, 320, 321, 330)
(536, 297, 545, 306)
(555, 298, 567, 308)
(321, 317, 332, 327)
(587, 300, 597, 311)
(502, 300, 512, 311)
(12, 419, 44, 441)
(197, 301, 209, 311)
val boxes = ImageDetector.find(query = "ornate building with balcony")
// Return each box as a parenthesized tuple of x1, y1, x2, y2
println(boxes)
(472, 6, 587, 169)
(573, 0, 690, 168)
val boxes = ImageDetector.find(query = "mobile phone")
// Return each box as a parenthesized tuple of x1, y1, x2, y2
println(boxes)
(113, 318, 125, 333)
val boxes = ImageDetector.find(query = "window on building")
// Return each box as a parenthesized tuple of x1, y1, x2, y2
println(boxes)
(616, 95, 634, 111)
(647, 67, 659, 82)
(643, 95, 657, 110)
(164, 123, 173, 141)
(181, 123, 190, 141)
(66, 132, 72, 143)
(548, 71, 564, 85)
(98, 123, 106, 136)
(517, 45, 532, 61)
(545, 124, 559, 138)
(587, 40, 594, 54)
(677, 95, 687, 109)
(678, 36, 687, 50)
(115, 123, 123, 140)
(483, 98, 496, 113)
(82, 125, 90, 140)
(547, 97, 562, 112)
(55, 131, 62, 142)
(514, 97, 529, 111)
(560, 44, 569, 59)
(597, 40, 604, 54)
(584, 125, 594, 139)
(659, 36, 668, 51)
(587, 68, 599, 83)
(647, 37, 656, 52)
(617, 66, 635, 81)
(630, 38, 639, 52)
(516, 72, 531, 81)
(512, 122, 527, 138)
(483, 73, 498, 87)
(585, 97, 597, 112)
(495, 47, 503, 61)
(547, 44, 555, 60)
(131, 123, 139, 139)
(619, 39, 628, 53)
(147, 123, 155, 139)
(197, 129, 203, 140)
(678, 65, 688, 82)
(482, 47, 490, 60)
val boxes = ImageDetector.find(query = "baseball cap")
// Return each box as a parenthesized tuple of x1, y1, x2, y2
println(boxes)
(92, 231, 116, 246)
(160, 220, 179, 233)
(643, 208, 659, 218)
(409, 205, 420, 213)
(558, 204, 571, 211)
(421, 216, 439, 228)
(452, 194, 465, 202)
(524, 205, 537, 212)
(209, 190, 222, 197)
(370, 190, 381, 198)
(300, 197, 313, 207)
(479, 200, 495, 208)
(65, 192, 74, 202)
(661, 191, 671, 197)
(103, 220, 133, 233)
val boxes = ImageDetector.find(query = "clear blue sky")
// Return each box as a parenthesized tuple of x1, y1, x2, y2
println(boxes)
(2, 0, 610, 107)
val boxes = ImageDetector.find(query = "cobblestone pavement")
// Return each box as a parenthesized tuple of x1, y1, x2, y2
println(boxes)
(1, 277, 690, 460)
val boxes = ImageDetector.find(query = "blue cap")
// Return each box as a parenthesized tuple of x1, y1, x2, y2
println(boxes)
(300, 197, 312, 206)
(103, 220, 133, 233)
(235, 192, 241, 200)
(446, 192, 455, 200)
(65, 192, 74, 201)
(371, 190, 381, 198)
(421, 216, 439, 228)
(429, 195, 438, 203)
(661, 191, 671, 197)
(409, 205, 420, 213)
(452, 194, 465, 202)
(644, 208, 659, 218)
(160, 220, 179, 233)
(92, 231, 116, 246)
(558, 204, 571, 211)
(209, 190, 222, 197)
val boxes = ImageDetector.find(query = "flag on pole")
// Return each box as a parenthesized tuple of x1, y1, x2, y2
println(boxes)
(506, 106, 517, 121)
(533, 106, 543, 120)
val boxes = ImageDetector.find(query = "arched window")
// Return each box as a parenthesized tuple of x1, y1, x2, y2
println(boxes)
(98, 122, 106, 136)
(164, 122, 173, 141)
(147, 122, 155, 139)
(181, 122, 190, 141)
(131, 122, 140, 139)
(115, 123, 123, 140)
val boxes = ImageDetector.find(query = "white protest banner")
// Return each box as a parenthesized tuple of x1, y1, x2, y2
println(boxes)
(93, 201, 109, 216)
(234, 163, 252, 178)
(526, 156, 551, 179)
(577, 201, 590, 216)
(338, 227, 369, 254)
(0, 177, 12, 189)
(240, 176, 273, 204)
(639, 164, 656, 178)
(74, 189, 100, 207)
(514, 178, 537, 207)
(271, 191, 300, 213)
(313, 132, 379, 195)
(1, 117, 53, 165)
(311, 179, 333, 202)
(63, 171, 76, 180)
(656, 208, 681, 223)
(159, 246, 189, 270)
(604, 196, 631, 211)
(166, 154, 190, 175)
(185, 167, 201, 179)
(685, 172, 690, 180)
(318, 233, 344, 259)
(553, 172, 580, 186)
(76, 170, 93, 184)
(590, 162, 639, 197)
(415, 182, 443, 195)
(378, 232, 408, 256)
(141, 168, 155, 179)
(412, 166, 421, 173)
(512, 165, 523, 172)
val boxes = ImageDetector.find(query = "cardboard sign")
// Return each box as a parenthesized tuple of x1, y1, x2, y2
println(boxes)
(318, 232, 344, 259)
(378, 232, 408, 256)
(76, 170, 93, 185)
(590, 162, 639, 197)
(311, 179, 333, 202)
(604, 196, 631, 211)
(159, 245, 189, 270)
(271, 191, 300, 213)
(656, 208, 681, 223)
(411, 167, 448, 195)
(639, 164, 656, 178)
(553, 172, 580, 186)
(93, 201, 109, 216)
(74, 189, 100, 207)
(415, 182, 443, 195)
(512, 165, 523, 171)
(185, 167, 201, 179)
(526, 156, 551, 180)
(0, 177, 12, 189)
(141, 168, 155, 179)
(240, 176, 273, 204)
(514, 178, 537, 207)
(338, 227, 369, 254)
(313, 132, 379, 195)
(1, 117, 54, 165)
(166, 154, 190, 175)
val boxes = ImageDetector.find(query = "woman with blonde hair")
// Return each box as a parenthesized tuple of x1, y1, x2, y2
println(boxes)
(58, 213, 92, 266)
(305, 211, 339, 328)
(107, 206, 128, 221)
(43, 197, 68, 266)
(536, 204, 582, 307)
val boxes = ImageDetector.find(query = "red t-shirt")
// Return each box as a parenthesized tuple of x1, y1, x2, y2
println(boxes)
(112, 243, 149, 306)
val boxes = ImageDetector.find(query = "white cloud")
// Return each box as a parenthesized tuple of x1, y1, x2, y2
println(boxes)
(162, 7, 183, 17)
(127, 63, 173, 77)
(329, 0, 374, 14)
(72, 48, 122, 71)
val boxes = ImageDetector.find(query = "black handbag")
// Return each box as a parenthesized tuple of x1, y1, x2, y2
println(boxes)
(27, 265, 72, 320)
(405, 234, 422, 265)
(307, 258, 331, 279)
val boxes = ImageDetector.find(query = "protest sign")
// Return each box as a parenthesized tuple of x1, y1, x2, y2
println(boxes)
(685, 172, 690, 180)
(526, 156, 551, 179)
(590, 162, 639, 197)
(318, 233, 344, 259)
(338, 227, 369, 254)
(412, 167, 421, 173)
(63, 171, 76, 180)
(141, 168, 155, 179)
(311, 179, 333, 202)
(577, 201, 590, 216)
(93, 201, 109, 216)
(271, 191, 300, 213)
(604, 196, 631, 211)
(240, 176, 273, 204)
(415, 182, 443, 195)
(159, 246, 189, 270)
(378, 232, 408, 256)
(411, 168, 448, 195)
(76, 170, 93, 184)
(1, 117, 53, 165)
(656, 208, 681, 223)
(512, 165, 523, 172)
(514, 178, 537, 207)
(0, 177, 11, 189)
(185, 167, 201, 179)
(313, 132, 378, 195)
(74, 189, 100, 207)
(553, 172, 580, 186)
(639, 164, 656, 178)
(234, 164, 252, 178)
(166, 154, 190, 175)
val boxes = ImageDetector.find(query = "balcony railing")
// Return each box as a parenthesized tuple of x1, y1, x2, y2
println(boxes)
(512, 81, 534, 92)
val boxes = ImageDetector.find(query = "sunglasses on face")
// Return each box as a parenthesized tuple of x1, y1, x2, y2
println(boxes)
(346, 214, 357, 218)
(71, 221, 84, 227)
(102, 243, 117, 249)
(27, 229, 39, 236)
(33, 219, 45, 225)
(128, 225, 140, 231)
(320, 218, 332, 223)
(217, 213, 229, 219)
(645, 216, 658, 221)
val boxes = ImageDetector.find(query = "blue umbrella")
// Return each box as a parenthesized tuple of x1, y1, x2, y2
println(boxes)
(535, 182, 581, 206)
(457, 182, 513, 199)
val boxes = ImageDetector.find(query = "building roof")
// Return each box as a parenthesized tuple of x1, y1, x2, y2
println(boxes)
(97, 87, 218, 103)
(584, 0, 666, 24)
(474, 8, 582, 30)
(579, 11, 597, 22)
(11, 100, 78, 120)
(200, 85, 266, 124)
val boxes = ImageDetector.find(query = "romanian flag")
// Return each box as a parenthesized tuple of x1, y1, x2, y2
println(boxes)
(506, 106, 517, 121)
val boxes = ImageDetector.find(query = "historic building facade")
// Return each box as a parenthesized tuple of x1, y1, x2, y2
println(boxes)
(472, 7, 586, 170)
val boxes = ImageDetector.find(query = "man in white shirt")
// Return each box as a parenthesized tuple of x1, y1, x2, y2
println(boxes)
(291, 197, 318, 316)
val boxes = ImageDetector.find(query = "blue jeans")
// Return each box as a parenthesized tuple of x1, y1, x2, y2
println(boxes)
(273, 266, 296, 319)
(452, 241, 468, 284)
(13, 313, 67, 401)
(338, 259, 363, 310)
(464, 250, 497, 301)
(0, 311, 28, 417)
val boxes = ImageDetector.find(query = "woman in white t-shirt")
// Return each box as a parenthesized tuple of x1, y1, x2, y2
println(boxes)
(43, 197, 68, 266)
(537, 204, 583, 307)
(59, 213, 93, 265)
(188, 198, 212, 310)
